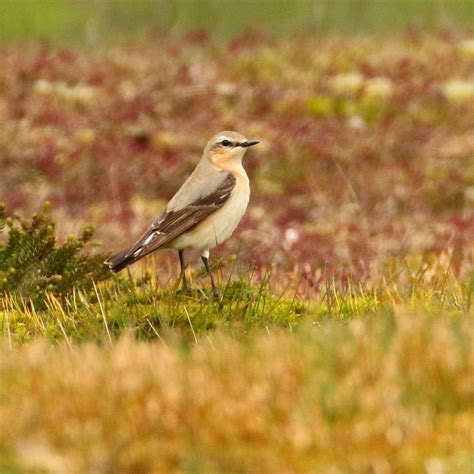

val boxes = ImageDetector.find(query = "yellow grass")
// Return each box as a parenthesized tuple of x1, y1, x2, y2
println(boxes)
(0, 307, 472, 472)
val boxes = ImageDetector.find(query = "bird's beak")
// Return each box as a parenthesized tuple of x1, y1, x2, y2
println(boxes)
(238, 140, 259, 148)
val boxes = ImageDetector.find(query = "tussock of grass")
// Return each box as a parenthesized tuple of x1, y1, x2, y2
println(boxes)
(0, 202, 110, 309)
(0, 310, 472, 472)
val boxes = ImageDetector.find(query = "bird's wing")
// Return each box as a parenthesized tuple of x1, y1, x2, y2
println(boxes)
(107, 173, 236, 268)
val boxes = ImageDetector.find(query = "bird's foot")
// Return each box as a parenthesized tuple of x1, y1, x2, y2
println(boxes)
(176, 284, 192, 295)
(176, 285, 201, 298)
(176, 286, 219, 301)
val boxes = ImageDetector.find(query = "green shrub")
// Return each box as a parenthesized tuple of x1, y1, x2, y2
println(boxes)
(0, 202, 111, 307)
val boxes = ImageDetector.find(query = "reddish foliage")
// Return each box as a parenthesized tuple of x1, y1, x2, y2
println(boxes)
(0, 33, 472, 277)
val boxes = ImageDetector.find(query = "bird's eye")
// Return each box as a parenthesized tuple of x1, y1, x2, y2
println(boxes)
(221, 140, 232, 147)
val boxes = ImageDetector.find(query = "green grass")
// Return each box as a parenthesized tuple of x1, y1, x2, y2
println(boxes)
(1, 255, 472, 346)
(1, 0, 473, 45)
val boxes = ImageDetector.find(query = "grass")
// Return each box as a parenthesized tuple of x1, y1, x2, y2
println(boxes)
(0, 0, 473, 45)
(1, 254, 472, 346)
(0, 302, 472, 472)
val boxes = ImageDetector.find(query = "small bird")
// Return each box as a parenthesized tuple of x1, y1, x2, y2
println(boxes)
(105, 131, 259, 297)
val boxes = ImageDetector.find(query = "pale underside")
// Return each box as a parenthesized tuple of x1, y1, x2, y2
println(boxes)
(170, 173, 250, 251)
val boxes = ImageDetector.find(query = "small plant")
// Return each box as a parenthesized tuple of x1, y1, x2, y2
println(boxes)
(0, 202, 111, 308)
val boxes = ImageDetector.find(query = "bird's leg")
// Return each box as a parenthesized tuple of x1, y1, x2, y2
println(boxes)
(201, 250, 219, 299)
(178, 250, 189, 292)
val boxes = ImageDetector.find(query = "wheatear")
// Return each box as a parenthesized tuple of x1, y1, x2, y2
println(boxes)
(105, 131, 259, 297)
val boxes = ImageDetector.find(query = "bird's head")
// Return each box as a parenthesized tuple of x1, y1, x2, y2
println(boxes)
(204, 131, 259, 168)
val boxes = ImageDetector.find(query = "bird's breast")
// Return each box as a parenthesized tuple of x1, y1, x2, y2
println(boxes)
(171, 172, 250, 251)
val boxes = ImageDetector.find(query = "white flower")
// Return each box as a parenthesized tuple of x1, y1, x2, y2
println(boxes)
(119, 80, 137, 100)
(33, 80, 54, 95)
(458, 39, 474, 57)
(330, 73, 363, 95)
(74, 128, 96, 145)
(284, 228, 299, 246)
(215, 82, 237, 96)
(34, 81, 97, 104)
(364, 77, 393, 100)
(68, 84, 96, 103)
(425, 458, 444, 474)
(348, 115, 365, 130)
(465, 186, 474, 203)
(442, 79, 474, 102)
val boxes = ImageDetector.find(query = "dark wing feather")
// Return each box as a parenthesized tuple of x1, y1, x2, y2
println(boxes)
(105, 173, 236, 272)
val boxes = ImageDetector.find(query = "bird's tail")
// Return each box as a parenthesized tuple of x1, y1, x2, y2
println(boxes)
(105, 249, 137, 273)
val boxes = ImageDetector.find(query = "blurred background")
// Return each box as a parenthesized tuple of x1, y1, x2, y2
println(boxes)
(1, 0, 473, 44)
(1, 4, 473, 472)
(0, 0, 473, 283)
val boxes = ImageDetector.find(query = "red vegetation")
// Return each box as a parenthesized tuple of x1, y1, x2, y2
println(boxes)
(0, 32, 473, 284)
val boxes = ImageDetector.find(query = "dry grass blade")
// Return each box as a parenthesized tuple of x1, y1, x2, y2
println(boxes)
(93, 281, 113, 348)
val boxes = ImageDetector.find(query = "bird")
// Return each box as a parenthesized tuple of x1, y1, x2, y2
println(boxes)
(105, 131, 259, 298)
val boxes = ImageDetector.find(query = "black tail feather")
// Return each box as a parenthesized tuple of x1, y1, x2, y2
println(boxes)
(105, 249, 136, 273)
